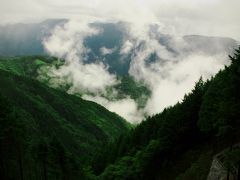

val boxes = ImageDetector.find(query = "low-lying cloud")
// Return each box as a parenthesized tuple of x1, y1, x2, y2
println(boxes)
(40, 19, 143, 123)
(42, 20, 117, 94)
(0, 0, 239, 123)
(100, 47, 116, 55)
(39, 18, 236, 124)
(125, 22, 231, 115)
(83, 95, 143, 124)
(142, 54, 228, 115)
(23, 0, 237, 124)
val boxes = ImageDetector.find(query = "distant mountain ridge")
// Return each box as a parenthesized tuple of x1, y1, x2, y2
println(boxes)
(0, 19, 66, 56)
(183, 35, 238, 55)
(0, 19, 238, 75)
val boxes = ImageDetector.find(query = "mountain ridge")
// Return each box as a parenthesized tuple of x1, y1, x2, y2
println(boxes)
(0, 19, 238, 75)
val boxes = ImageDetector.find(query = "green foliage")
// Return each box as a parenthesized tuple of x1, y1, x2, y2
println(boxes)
(198, 47, 240, 139)
(0, 56, 58, 77)
(223, 148, 240, 176)
(1, 48, 240, 179)
(0, 56, 151, 109)
(112, 76, 151, 108)
(91, 47, 240, 179)
(91, 77, 206, 179)
(0, 68, 130, 179)
(176, 151, 213, 180)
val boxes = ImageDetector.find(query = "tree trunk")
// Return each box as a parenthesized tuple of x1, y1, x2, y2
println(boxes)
(43, 159, 48, 180)
(17, 143, 24, 180)
(0, 140, 6, 180)
(227, 137, 234, 180)
(227, 169, 230, 180)
(237, 162, 240, 180)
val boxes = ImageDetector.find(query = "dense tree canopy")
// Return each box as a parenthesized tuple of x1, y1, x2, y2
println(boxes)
(90, 47, 240, 180)
(0, 47, 240, 179)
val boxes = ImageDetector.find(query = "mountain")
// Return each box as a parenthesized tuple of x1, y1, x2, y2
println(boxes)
(0, 62, 130, 179)
(0, 19, 67, 56)
(183, 35, 238, 55)
(88, 48, 240, 180)
(0, 55, 151, 109)
(0, 19, 240, 180)
(0, 19, 238, 75)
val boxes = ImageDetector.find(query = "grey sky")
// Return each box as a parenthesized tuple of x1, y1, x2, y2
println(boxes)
(0, 0, 240, 40)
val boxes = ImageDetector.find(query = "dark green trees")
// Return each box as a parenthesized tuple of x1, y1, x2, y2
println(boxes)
(198, 47, 240, 143)
(92, 47, 240, 179)
(0, 94, 26, 180)
(0, 66, 130, 179)
(1, 47, 240, 179)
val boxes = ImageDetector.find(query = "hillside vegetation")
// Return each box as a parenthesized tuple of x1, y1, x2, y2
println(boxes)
(0, 47, 240, 179)
(0, 55, 151, 108)
(0, 67, 130, 179)
(89, 48, 240, 180)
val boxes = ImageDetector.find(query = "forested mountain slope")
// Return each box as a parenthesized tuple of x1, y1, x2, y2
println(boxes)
(0, 56, 151, 108)
(0, 47, 239, 179)
(89, 48, 240, 180)
(0, 68, 130, 179)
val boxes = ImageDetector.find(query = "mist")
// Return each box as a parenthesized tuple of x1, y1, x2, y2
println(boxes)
(39, 18, 237, 123)
(1, 0, 240, 40)
(42, 20, 117, 94)
(1, 0, 239, 123)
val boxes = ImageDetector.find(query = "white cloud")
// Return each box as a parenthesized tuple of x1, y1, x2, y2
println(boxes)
(2, 0, 238, 123)
(1, 0, 240, 40)
(83, 95, 143, 124)
(40, 18, 235, 122)
(120, 40, 133, 55)
(143, 54, 229, 115)
(124, 21, 232, 115)
(40, 19, 146, 123)
(42, 19, 117, 94)
(100, 46, 116, 55)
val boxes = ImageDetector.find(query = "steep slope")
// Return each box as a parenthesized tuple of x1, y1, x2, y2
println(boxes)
(0, 68, 130, 179)
(90, 48, 240, 180)
(0, 56, 151, 108)
(0, 55, 57, 78)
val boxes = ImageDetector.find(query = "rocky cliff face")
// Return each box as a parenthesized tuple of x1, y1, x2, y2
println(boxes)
(207, 144, 240, 180)
(207, 158, 227, 180)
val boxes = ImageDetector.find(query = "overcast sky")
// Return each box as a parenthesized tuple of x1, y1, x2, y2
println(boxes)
(0, 0, 240, 40)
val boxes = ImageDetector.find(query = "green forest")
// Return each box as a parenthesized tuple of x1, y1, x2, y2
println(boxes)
(0, 59, 131, 179)
(0, 47, 240, 179)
